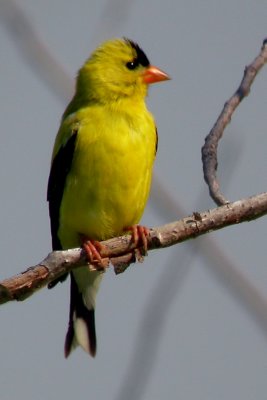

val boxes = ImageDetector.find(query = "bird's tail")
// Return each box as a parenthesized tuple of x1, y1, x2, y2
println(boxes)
(64, 269, 103, 358)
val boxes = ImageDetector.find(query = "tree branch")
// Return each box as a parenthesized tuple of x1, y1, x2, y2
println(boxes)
(1, 191, 267, 305)
(201, 38, 267, 205)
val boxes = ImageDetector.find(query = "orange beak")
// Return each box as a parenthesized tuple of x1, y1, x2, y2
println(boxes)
(142, 65, 170, 84)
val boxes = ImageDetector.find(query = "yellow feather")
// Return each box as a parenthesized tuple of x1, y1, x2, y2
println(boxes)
(58, 102, 156, 247)
(48, 38, 169, 356)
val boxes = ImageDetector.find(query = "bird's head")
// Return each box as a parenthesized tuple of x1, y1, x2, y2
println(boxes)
(76, 38, 170, 104)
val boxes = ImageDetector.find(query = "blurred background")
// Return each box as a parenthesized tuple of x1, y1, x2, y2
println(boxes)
(1, 1, 267, 399)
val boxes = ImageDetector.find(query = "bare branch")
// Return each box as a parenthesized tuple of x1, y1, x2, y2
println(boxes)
(1, 191, 267, 305)
(202, 38, 267, 205)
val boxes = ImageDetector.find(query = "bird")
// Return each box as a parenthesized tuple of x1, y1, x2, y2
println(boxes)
(47, 37, 170, 358)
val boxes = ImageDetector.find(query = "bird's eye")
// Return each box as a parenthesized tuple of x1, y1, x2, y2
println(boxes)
(126, 58, 139, 70)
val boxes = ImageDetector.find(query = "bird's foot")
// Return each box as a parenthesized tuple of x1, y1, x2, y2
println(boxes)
(125, 224, 150, 255)
(81, 235, 108, 270)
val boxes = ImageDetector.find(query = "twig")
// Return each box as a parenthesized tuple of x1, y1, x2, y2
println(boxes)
(1, 191, 267, 305)
(202, 38, 267, 205)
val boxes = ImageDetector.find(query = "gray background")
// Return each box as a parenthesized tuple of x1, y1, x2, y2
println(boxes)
(1, 1, 267, 399)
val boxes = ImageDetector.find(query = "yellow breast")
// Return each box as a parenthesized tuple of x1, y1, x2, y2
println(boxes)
(58, 104, 156, 248)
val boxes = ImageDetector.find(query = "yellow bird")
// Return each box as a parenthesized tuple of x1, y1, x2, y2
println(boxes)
(47, 38, 169, 357)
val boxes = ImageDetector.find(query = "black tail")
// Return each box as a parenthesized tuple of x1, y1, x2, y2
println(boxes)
(64, 273, 97, 358)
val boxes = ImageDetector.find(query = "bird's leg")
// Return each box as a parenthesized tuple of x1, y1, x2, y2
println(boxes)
(80, 235, 108, 270)
(125, 224, 150, 254)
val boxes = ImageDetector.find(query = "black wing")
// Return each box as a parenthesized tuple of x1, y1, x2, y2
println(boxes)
(47, 131, 78, 288)
(155, 127, 158, 155)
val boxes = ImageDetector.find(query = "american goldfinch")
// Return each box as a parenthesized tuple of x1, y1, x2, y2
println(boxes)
(47, 38, 170, 358)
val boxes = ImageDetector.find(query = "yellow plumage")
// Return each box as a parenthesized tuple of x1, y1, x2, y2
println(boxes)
(47, 38, 169, 357)
(58, 104, 155, 246)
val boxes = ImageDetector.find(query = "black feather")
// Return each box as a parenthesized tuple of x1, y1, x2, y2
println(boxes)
(124, 38, 150, 67)
(47, 130, 78, 288)
(64, 274, 97, 358)
(155, 127, 158, 155)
